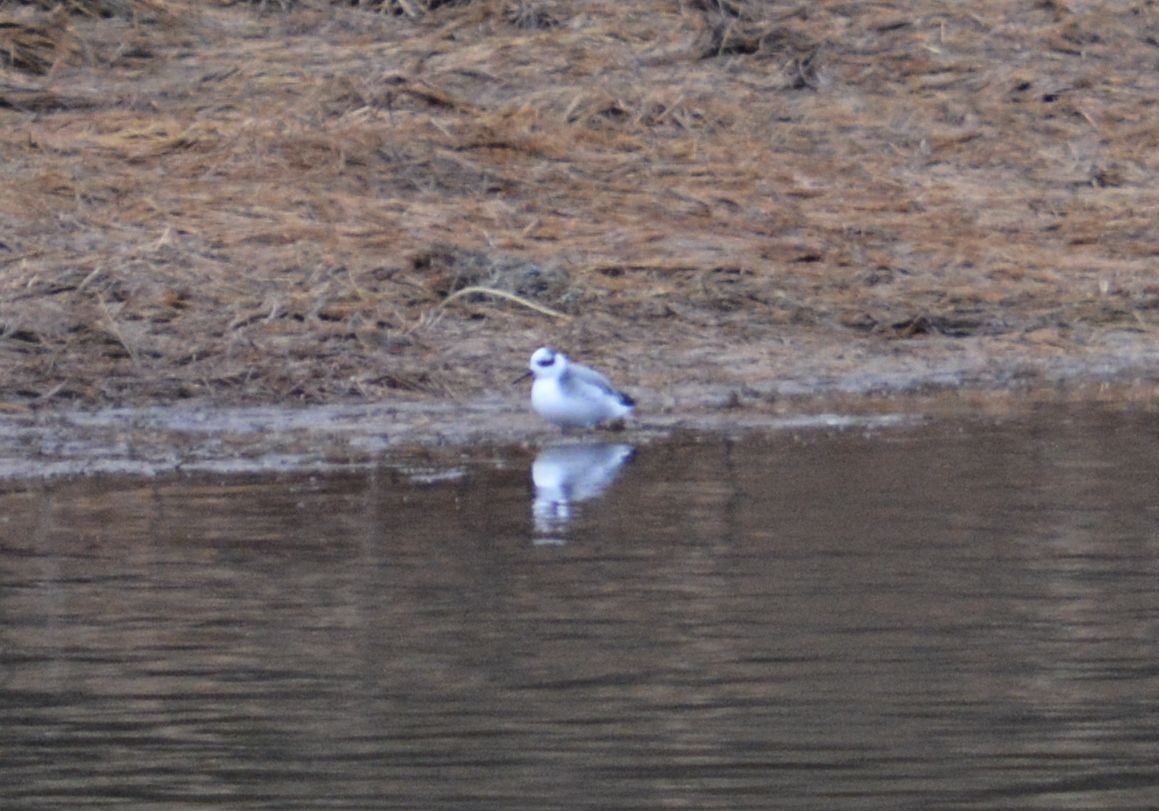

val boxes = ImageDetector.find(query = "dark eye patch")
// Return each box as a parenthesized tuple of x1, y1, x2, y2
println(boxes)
(536, 356, 554, 367)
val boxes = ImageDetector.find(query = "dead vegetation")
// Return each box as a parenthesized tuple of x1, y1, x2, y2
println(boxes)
(0, 0, 1156, 408)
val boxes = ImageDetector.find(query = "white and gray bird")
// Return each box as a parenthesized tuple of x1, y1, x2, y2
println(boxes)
(519, 347, 635, 428)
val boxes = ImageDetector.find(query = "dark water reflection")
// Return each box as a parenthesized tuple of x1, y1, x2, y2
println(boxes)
(2, 406, 1158, 809)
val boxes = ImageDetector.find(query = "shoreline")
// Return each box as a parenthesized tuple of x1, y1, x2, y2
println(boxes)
(1, 358, 1154, 482)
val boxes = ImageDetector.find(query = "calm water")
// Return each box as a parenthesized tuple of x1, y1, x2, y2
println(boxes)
(2, 406, 1158, 809)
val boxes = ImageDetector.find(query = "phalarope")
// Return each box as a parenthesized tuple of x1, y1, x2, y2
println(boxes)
(518, 347, 635, 428)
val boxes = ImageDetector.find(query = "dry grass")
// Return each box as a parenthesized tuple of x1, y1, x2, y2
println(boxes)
(0, 0, 1155, 406)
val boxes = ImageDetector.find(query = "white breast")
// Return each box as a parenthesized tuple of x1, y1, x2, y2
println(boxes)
(532, 376, 629, 428)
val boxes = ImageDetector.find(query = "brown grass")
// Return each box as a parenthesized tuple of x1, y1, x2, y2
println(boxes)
(0, 0, 1155, 407)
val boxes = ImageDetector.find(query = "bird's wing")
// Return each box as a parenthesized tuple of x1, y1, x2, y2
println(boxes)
(567, 362, 620, 395)
(568, 363, 633, 406)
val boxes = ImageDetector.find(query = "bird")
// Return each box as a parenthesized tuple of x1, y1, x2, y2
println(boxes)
(518, 347, 635, 428)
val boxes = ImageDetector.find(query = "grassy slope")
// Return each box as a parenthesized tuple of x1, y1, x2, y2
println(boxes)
(0, 0, 1155, 407)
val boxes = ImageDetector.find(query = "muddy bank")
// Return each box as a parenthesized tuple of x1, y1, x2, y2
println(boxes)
(1, 0, 1156, 421)
(0, 398, 900, 480)
(0, 379, 1154, 481)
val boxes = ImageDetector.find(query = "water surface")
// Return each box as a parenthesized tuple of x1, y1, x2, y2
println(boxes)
(2, 405, 1158, 809)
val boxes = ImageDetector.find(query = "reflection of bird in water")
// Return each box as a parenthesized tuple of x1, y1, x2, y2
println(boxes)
(519, 347, 635, 429)
(532, 442, 635, 540)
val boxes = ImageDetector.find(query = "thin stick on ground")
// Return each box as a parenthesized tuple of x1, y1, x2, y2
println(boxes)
(436, 286, 572, 320)
(96, 294, 139, 366)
